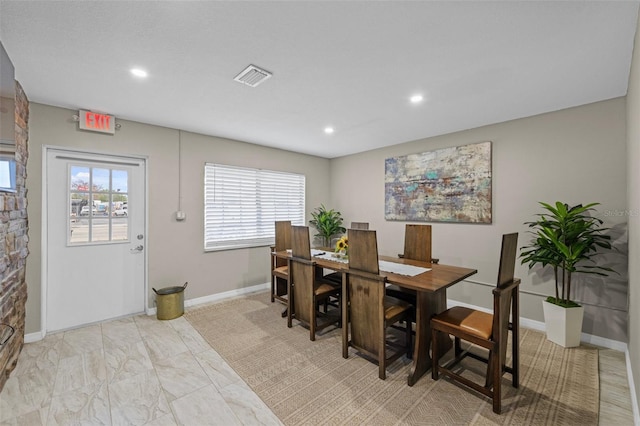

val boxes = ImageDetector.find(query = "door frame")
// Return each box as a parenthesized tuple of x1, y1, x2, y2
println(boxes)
(41, 145, 149, 336)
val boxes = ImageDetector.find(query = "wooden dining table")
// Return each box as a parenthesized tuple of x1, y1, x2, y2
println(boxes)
(272, 250, 477, 386)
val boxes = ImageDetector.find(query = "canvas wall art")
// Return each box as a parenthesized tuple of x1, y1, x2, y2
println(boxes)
(385, 141, 492, 223)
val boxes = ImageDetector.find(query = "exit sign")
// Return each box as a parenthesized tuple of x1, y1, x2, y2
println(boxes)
(78, 110, 115, 134)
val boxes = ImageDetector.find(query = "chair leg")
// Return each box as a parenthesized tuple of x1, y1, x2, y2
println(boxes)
(310, 301, 316, 341)
(270, 276, 275, 303)
(485, 351, 493, 388)
(342, 293, 349, 359)
(431, 327, 440, 380)
(512, 323, 519, 388)
(454, 337, 462, 357)
(287, 282, 293, 328)
(405, 319, 412, 359)
(379, 320, 387, 380)
(492, 348, 501, 414)
(337, 292, 342, 328)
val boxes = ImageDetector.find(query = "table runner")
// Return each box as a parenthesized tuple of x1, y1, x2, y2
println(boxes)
(311, 250, 430, 276)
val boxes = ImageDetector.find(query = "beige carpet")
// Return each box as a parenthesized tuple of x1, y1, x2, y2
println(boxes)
(184, 291, 599, 425)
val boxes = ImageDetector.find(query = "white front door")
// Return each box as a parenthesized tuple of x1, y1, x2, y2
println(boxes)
(45, 148, 146, 332)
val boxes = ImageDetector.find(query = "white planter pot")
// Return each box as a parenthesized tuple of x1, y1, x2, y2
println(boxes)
(542, 300, 584, 348)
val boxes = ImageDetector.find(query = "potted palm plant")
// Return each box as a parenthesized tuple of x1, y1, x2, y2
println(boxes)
(520, 201, 614, 347)
(309, 204, 346, 248)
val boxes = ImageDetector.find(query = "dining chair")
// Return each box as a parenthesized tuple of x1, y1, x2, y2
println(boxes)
(387, 224, 439, 307)
(343, 229, 413, 379)
(324, 222, 368, 285)
(288, 226, 342, 341)
(430, 232, 520, 414)
(350, 221, 369, 230)
(398, 224, 438, 263)
(271, 221, 292, 305)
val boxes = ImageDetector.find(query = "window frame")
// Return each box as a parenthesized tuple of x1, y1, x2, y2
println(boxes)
(68, 163, 130, 246)
(204, 163, 305, 252)
(0, 152, 16, 193)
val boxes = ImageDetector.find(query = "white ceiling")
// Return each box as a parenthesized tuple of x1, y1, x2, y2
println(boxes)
(0, 1, 638, 158)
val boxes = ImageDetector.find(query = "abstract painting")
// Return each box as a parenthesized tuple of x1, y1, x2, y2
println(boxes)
(385, 141, 492, 223)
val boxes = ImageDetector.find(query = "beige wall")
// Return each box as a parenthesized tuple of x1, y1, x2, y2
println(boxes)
(626, 9, 640, 418)
(25, 103, 331, 334)
(23, 92, 633, 374)
(330, 98, 629, 342)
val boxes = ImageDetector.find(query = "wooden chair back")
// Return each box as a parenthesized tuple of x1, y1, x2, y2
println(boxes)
(347, 229, 384, 356)
(493, 232, 519, 371)
(403, 224, 432, 262)
(290, 226, 314, 324)
(288, 225, 342, 340)
(271, 221, 291, 303)
(274, 221, 292, 267)
(291, 225, 311, 260)
(350, 222, 369, 230)
(497, 232, 518, 286)
(348, 229, 379, 274)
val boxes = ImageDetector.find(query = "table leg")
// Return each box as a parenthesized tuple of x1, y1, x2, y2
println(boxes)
(286, 259, 293, 328)
(408, 289, 452, 386)
(342, 272, 349, 358)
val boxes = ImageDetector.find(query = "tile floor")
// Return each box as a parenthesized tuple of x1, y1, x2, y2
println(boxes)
(0, 312, 282, 425)
(0, 302, 635, 425)
(598, 348, 635, 425)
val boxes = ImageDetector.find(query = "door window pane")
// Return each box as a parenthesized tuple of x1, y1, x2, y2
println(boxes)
(68, 165, 129, 245)
(70, 166, 90, 191)
(112, 194, 128, 241)
(92, 168, 110, 192)
(112, 170, 128, 193)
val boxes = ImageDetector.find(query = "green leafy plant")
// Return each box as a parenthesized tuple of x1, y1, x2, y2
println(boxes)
(520, 201, 615, 307)
(309, 204, 346, 247)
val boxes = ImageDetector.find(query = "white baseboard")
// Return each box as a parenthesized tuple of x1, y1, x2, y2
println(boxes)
(22, 284, 272, 340)
(20, 292, 630, 353)
(24, 331, 44, 343)
(146, 282, 270, 316)
(581, 331, 629, 352)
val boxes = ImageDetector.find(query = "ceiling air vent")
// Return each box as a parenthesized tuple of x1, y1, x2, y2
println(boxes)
(233, 64, 272, 87)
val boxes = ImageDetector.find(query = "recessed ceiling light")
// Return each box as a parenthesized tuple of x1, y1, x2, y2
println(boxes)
(410, 94, 423, 103)
(130, 68, 148, 78)
(324, 127, 334, 134)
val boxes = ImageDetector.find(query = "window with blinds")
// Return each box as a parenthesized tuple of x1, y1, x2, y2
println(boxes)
(204, 163, 305, 251)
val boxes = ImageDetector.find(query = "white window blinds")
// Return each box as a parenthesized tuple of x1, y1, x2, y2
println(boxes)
(204, 163, 305, 251)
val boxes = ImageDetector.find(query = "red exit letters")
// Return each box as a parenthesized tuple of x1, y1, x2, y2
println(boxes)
(85, 111, 110, 130)
(78, 109, 115, 134)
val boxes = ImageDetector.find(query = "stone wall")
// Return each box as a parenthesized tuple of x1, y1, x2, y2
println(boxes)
(0, 82, 28, 392)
